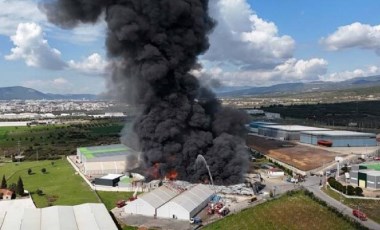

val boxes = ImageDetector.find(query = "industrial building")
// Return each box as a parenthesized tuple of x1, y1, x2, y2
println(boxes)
(125, 184, 214, 220)
(156, 184, 214, 220)
(300, 130, 377, 147)
(94, 174, 123, 187)
(124, 185, 181, 217)
(350, 164, 380, 190)
(76, 144, 139, 176)
(258, 125, 330, 141)
(0, 203, 118, 230)
(248, 121, 277, 133)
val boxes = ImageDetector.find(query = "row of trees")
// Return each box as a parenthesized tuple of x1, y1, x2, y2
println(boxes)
(328, 177, 363, 196)
(1, 175, 25, 197)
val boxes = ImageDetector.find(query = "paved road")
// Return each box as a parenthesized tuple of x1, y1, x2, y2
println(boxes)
(304, 176, 380, 230)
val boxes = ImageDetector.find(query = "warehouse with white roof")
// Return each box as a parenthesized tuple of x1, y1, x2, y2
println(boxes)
(156, 184, 214, 220)
(124, 184, 214, 220)
(76, 144, 140, 176)
(0, 203, 117, 230)
(300, 130, 377, 147)
(124, 185, 181, 217)
(258, 125, 330, 141)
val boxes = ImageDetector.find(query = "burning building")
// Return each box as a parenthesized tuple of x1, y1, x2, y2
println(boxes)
(43, 0, 250, 185)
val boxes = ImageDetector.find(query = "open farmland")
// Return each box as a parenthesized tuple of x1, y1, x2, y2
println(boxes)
(0, 119, 128, 161)
(0, 159, 99, 207)
(203, 191, 360, 230)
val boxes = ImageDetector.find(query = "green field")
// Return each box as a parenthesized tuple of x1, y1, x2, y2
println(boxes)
(0, 159, 100, 207)
(96, 191, 134, 210)
(0, 120, 126, 161)
(204, 191, 359, 230)
(323, 186, 380, 224)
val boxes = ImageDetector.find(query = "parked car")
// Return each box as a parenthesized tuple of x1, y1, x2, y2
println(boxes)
(353, 209, 367, 221)
(116, 200, 126, 208)
(190, 217, 202, 224)
(374, 157, 380, 161)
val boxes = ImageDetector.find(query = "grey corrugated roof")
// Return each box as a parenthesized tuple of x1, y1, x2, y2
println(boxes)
(0, 203, 117, 230)
(138, 185, 180, 209)
(166, 184, 214, 212)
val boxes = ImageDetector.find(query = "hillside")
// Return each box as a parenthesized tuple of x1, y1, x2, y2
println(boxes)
(0, 86, 97, 100)
(217, 75, 380, 97)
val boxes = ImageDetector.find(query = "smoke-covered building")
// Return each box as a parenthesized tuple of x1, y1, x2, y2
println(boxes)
(350, 164, 380, 189)
(258, 125, 330, 141)
(300, 130, 377, 147)
(76, 144, 139, 176)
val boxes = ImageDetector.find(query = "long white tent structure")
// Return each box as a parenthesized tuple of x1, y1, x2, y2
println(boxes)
(124, 185, 181, 217)
(125, 184, 214, 220)
(0, 203, 117, 230)
(157, 184, 214, 220)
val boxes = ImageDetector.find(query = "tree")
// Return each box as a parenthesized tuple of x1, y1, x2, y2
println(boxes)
(41, 168, 46, 174)
(27, 168, 32, 175)
(36, 188, 43, 196)
(17, 177, 24, 196)
(355, 187, 363, 196)
(1, 175, 6, 189)
(8, 183, 16, 192)
(346, 185, 355, 195)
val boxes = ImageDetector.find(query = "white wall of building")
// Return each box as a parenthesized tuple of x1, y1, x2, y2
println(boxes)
(124, 199, 156, 217)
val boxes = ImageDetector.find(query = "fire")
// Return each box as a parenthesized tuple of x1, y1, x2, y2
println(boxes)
(166, 170, 178, 180)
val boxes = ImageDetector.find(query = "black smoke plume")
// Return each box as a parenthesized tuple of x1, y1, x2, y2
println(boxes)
(42, 0, 250, 184)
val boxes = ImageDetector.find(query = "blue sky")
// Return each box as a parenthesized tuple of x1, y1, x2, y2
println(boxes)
(1, 0, 380, 94)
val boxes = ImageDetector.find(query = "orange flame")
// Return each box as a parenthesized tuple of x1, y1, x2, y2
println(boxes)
(166, 170, 178, 180)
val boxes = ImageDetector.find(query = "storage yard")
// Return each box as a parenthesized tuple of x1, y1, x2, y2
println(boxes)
(246, 135, 340, 173)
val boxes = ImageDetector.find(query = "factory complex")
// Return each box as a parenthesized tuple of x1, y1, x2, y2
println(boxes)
(247, 121, 379, 176)
(350, 164, 380, 190)
(249, 121, 377, 147)
(76, 144, 139, 176)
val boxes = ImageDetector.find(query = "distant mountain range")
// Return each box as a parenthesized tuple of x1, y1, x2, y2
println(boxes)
(216, 75, 380, 97)
(2, 75, 380, 100)
(0, 86, 97, 100)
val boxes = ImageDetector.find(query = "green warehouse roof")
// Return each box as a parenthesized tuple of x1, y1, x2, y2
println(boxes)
(78, 144, 135, 159)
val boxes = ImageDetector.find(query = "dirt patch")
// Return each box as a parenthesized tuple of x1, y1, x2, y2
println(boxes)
(247, 135, 342, 171)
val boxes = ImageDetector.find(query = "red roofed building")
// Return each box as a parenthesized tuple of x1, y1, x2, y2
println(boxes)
(0, 189, 13, 200)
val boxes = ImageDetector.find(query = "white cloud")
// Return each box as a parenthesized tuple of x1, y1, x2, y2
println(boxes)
(68, 53, 108, 75)
(203, 58, 328, 86)
(23, 77, 73, 94)
(0, 0, 46, 36)
(5, 22, 66, 70)
(205, 0, 295, 69)
(322, 65, 380, 82)
(321, 22, 380, 54)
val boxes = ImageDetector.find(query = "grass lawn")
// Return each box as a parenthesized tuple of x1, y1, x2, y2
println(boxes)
(323, 186, 380, 224)
(0, 159, 100, 207)
(204, 191, 357, 230)
(96, 191, 134, 210)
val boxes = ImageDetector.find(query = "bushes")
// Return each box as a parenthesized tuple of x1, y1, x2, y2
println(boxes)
(355, 187, 363, 196)
(328, 177, 363, 197)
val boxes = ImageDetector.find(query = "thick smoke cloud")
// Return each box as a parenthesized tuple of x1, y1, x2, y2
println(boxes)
(43, 0, 250, 184)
